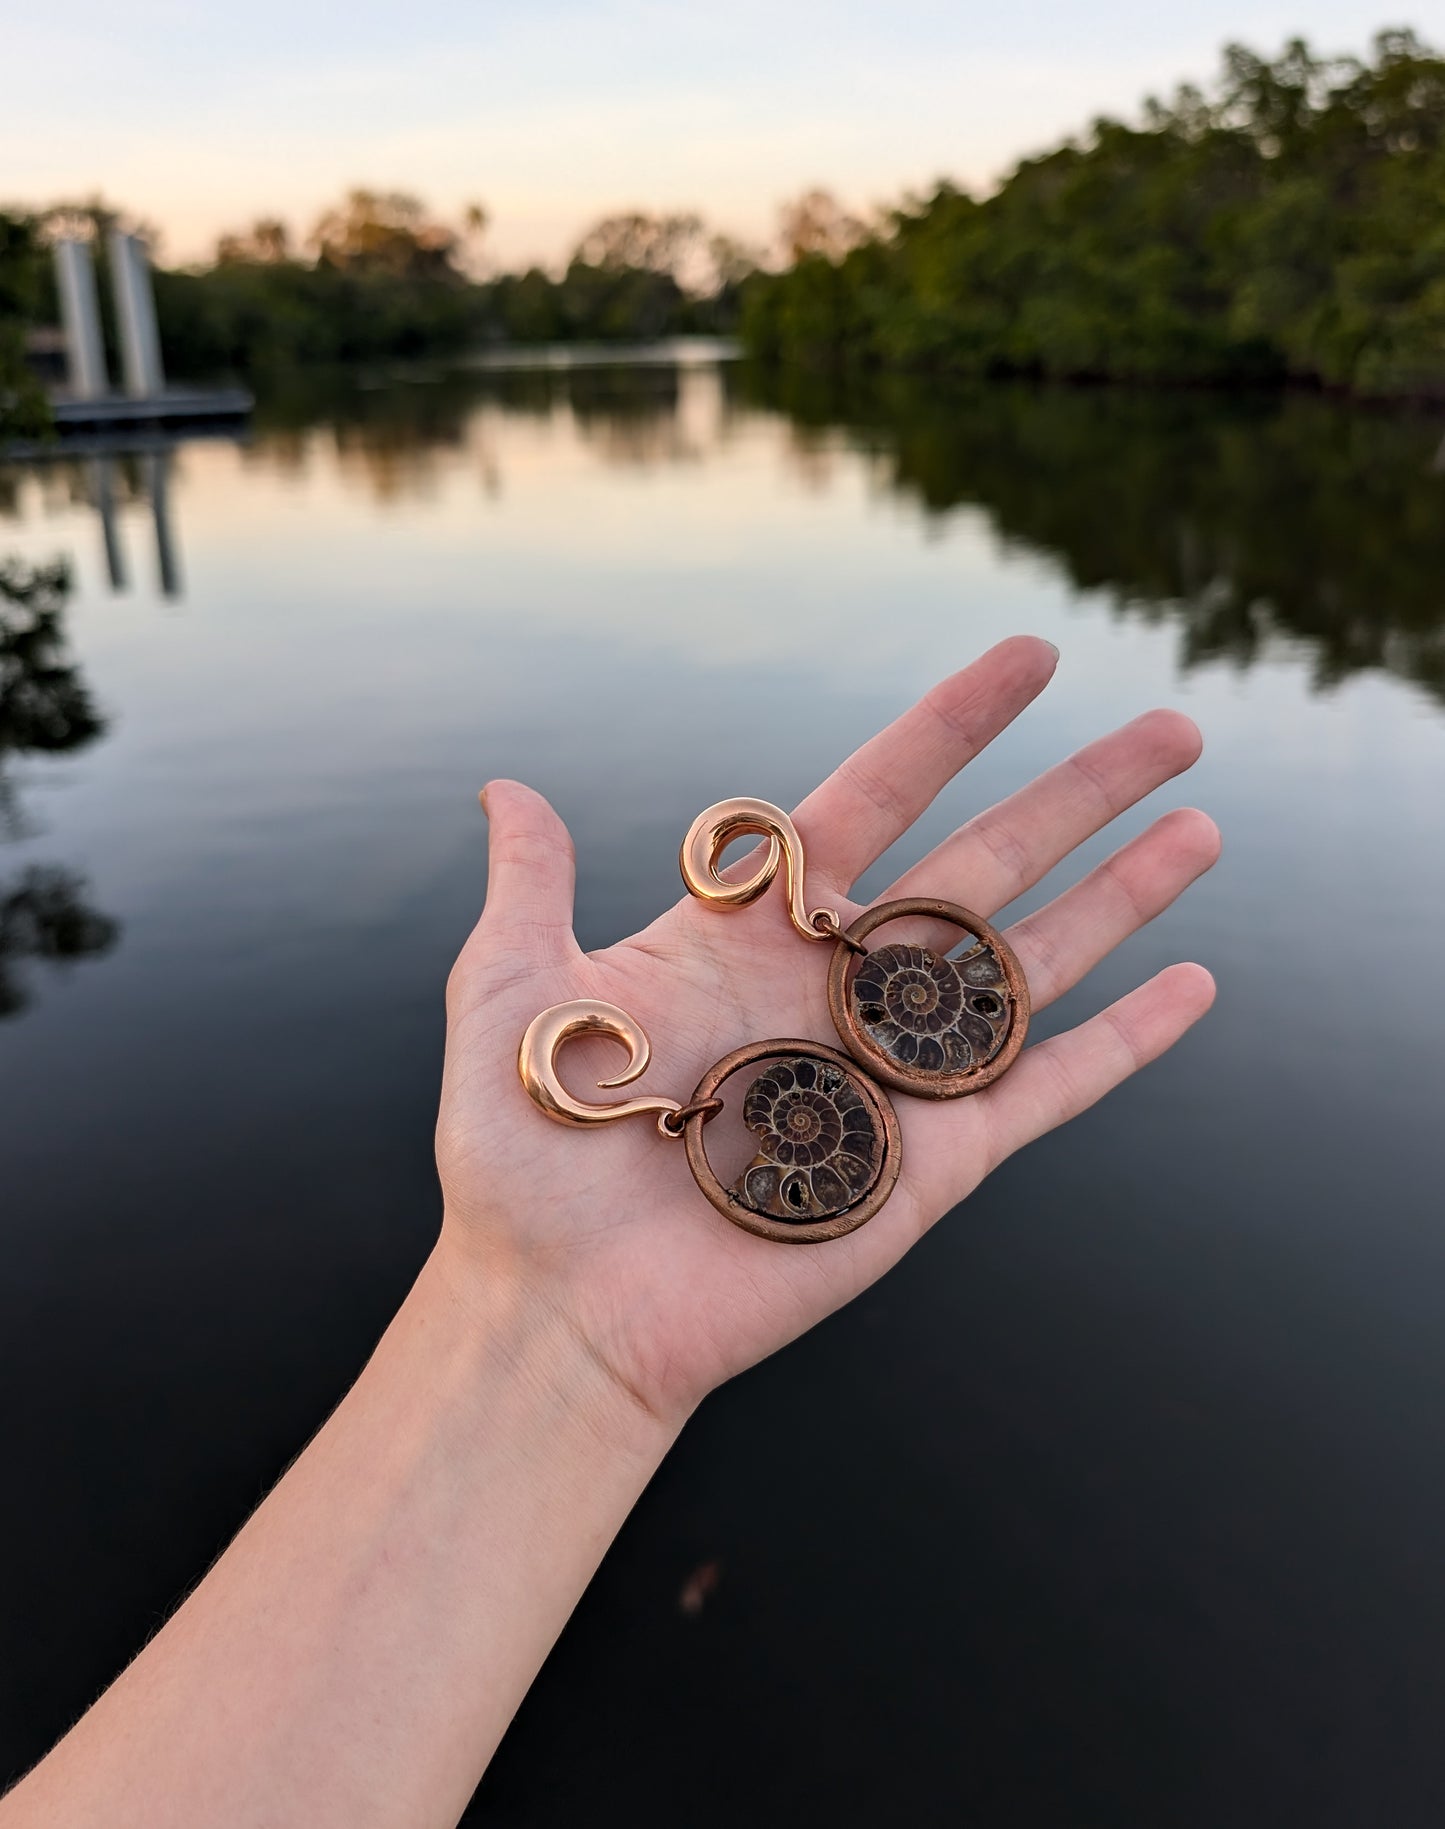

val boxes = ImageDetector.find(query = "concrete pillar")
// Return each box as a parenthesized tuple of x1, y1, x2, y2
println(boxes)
(53, 239, 110, 400)
(108, 230, 166, 399)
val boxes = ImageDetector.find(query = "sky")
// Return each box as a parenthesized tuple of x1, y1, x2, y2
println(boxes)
(2, 1, 1426, 271)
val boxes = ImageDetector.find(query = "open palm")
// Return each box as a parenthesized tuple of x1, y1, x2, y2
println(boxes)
(436, 637, 1218, 1426)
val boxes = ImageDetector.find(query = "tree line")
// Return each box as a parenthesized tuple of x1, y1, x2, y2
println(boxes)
(0, 191, 762, 390)
(742, 32, 1445, 397)
(3, 32, 1442, 400)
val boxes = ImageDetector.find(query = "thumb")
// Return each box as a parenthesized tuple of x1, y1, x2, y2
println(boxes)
(477, 779, 580, 964)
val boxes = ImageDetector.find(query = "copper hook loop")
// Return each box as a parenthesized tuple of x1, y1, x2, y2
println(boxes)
(518, 1000, 685, 1137)
(679, 797, 838, 944)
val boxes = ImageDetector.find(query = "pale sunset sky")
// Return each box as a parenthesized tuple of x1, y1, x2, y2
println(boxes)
(2, 1, 1423, 270)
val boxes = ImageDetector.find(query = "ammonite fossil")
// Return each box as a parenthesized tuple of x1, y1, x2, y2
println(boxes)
(731, 1054, 882, 1223)
(827, 898, 1029, 1099)
(849, 941, 1009, 1076)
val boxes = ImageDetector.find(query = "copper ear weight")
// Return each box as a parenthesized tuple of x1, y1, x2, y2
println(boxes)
(518, 1000, 901, 1244)
(680, 798, 1030, 1099)
(517, 798, 1028, 1244)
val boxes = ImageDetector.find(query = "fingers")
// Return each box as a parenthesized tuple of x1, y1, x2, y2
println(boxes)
(1006, 808, 1221, 1009)
(477, 779, 580, 963)
(883, 708, 1203, 914)
(978, 963, 1216, 1174)
(792, 636, 1058, 897)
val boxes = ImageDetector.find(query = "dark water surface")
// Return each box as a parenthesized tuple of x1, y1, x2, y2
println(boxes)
(2, 356, 1443, 1824)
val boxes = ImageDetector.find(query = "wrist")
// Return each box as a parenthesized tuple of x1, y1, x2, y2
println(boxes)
(423, 1220, 686, 1465)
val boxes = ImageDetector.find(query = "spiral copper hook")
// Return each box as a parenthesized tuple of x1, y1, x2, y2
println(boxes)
(679, 797, 838, 944)
(518, 999, 685, 1136)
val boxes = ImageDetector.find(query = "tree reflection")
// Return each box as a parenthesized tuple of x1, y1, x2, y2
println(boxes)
(249, 362, 714, 500)
(0, 864, 118, 1016)
(248, 359, 1445, 703)
(0, 555, 118, 1015)
(0, 557, 105, 783)
(742, 367, 1445, 703)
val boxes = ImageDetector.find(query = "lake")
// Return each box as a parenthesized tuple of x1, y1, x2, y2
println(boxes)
(2, 351, 1444, 1824)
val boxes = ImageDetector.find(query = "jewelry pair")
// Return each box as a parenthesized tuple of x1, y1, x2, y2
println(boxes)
(519, 799, 1029, 1244)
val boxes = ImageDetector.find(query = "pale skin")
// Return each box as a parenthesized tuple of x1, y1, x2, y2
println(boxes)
(2, 637, 1219, 1827)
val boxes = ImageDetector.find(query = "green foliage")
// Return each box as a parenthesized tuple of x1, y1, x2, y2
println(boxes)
(0, 212, 55, 439)
(742, 32, 1445, 397)
(151, 258, 487, 373)
(148, 257, 737, 376)
(169, 191, 745, 370)
(0, 209, 54, 322)
(0, 325, 53, 441)
(487, 260, 686, 343)
(309, 189, 474, 278)
(0, 193, 746, 386)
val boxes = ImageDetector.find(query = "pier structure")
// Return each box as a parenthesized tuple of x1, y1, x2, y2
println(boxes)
(46, 234, 251, 430)
(3, 233, 253, 598)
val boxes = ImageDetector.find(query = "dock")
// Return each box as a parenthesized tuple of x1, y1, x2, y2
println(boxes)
(49, 387, 254, 429)
(38, 231, 252, 438)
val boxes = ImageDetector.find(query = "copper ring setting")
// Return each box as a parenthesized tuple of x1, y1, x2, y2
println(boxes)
(826, 897, 1030, 1098)
(681, 1038, 901, 1244)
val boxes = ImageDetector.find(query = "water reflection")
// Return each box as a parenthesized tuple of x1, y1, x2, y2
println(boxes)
(243, 360, 731, 501)
(0, 864, 118, 1017)
(227, 360, 1445, 708)
(0, 449, 184, 599)
(742, 368, 1445, 704)
(0, 557, 105, 829)
(0, 555, 118, 1011)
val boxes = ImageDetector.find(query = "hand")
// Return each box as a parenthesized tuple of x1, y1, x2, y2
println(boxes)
(435, 637, 1218, 1430)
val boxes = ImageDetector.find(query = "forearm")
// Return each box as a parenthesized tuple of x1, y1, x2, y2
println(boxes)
(3, 1238, 680, 1829)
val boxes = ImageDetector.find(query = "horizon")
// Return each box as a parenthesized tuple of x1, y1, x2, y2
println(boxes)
(3, 3, 1419, 273)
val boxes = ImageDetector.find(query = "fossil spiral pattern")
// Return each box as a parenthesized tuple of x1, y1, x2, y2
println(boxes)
(730, 1055, 882, 1222)
(849, 940, 1011, 1078)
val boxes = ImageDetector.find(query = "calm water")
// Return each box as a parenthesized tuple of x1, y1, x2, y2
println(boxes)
(2, 356, 1444, 1824)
